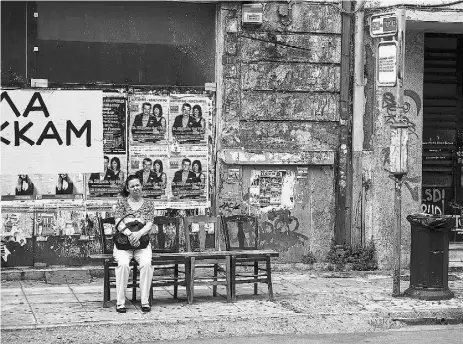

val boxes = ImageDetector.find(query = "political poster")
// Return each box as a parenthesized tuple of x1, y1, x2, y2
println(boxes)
(128, 146, 169, 200)
(169, 94, 211, 145)
(128, 94, 169, 145)
(1, 90, 104, 175)
(103, 93, 127, 154)
(87, 154, 127, 199)
(169, 149, 208, 203)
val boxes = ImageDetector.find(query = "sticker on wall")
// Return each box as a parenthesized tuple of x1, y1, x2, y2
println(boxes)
(248, 169, 295, 211)
(227, 168, 240, 184)
(296, 166, 308, 179)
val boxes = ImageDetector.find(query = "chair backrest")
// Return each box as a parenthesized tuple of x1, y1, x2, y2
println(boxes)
(151, 216, 181, 253)
(98, 215, 116, 254)
(222, 215, 259, 250)
(183, 215, 221, 252)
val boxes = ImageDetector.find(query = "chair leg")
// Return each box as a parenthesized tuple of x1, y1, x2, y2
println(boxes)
(185, 258, 192, 304)
(132, 263, 138, 302)
(103, 260, 110, 308)
(188, 257, 195, 305)
(149, 284, 153, 307)
(174, 264, 178, 299)
(266, 255, 274, 301)
(213, 263, 218, 297)
(254, 261, 259, 295)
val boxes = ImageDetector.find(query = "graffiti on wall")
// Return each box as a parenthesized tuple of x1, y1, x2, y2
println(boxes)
(382, 90, 421, 138)
(421, 187, 452, 215)
(259, 209, 307, 251)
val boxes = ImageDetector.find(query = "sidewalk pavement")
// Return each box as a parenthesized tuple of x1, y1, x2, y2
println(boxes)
(1, 269, 463, 335)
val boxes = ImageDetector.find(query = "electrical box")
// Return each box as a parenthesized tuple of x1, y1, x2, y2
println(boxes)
(242, 3, 263, 26)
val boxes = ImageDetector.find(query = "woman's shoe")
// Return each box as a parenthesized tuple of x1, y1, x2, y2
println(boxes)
(141, 306, 151, 313)
(116, 306, 126, 313)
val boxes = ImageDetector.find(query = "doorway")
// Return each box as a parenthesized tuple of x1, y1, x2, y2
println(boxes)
(422, 34, 463, 242)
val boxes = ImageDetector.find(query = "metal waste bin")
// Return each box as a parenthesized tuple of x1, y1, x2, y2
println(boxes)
(404, 214, 455, 300)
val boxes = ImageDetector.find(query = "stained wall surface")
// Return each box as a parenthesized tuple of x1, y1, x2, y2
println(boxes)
(364, 30, 424, 268)
(217, 1, 342, 262)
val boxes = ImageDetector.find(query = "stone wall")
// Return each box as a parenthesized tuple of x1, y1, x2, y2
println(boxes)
(217, 2, 342, 262)
(364, 29, 424, 269)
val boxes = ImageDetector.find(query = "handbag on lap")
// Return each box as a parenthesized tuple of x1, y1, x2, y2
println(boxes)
(113, 213, 150, 250)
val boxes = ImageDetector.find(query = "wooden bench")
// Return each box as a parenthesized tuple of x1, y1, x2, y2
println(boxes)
(91, 250, 279, 303)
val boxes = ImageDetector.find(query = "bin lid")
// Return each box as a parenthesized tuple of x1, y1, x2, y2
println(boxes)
(406, 214, 455, 231)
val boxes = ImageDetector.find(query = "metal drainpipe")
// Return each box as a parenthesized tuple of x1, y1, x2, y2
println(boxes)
(351, 7, 366, 246)
(336, 1, 353, 245)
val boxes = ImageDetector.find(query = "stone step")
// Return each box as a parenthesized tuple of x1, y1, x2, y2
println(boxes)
(449, 243, 463, 262)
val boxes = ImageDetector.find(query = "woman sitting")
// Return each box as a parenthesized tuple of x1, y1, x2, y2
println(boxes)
(113, 174, 159, 313)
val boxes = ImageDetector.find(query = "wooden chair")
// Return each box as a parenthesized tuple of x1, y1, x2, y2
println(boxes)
(222, 214, 274, 301)
(183, 215, 231, 303)
(150, 216, 186, 301)
(99, 215, 186, 308)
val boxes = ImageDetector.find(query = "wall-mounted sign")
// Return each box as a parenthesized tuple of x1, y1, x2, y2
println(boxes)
(377, 41, 398, 87)
(242, 3, 263, 25)
(1, 90, 104, 175)
(370, 12, 397, 38)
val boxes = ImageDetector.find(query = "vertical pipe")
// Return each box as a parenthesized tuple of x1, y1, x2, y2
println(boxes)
(351, 7, 365, 247)
(336, 0, 352, 244)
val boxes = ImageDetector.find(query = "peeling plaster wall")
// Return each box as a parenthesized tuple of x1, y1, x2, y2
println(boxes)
(365, 30, 424, 269)
(217, 2, 341, 262)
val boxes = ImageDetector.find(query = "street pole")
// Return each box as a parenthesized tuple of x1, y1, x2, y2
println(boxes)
(392, 173, 404, 296)
(391, 8, 406, 297)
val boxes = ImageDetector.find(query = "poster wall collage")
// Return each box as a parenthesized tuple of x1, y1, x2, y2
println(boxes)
(1, 92, 213, 209)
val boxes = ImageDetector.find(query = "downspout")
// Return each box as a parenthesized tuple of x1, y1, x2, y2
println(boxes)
(336, 1, 352, 245)
(351, 6, 365, 246)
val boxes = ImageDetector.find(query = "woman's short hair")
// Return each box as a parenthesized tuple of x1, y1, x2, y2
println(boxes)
(110, 156, 121, 171)
(192, 160, 202, 173)
(121, 174, 141, 197)
(153, 159, 164, 173)
(153, 104, 163, 116)
(192, 105, 202, 118)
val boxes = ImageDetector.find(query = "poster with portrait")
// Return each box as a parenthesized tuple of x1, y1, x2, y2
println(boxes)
(87, 154, 127, 199)
(128, 146, 169, 201)
(103, 92, 127, 154)
(168, 148, 208, 205)
(128, 94, 169, 145)
(0, 174, 43, 201)
(40, 174, 84, 200)
(169, 94, 211, 145)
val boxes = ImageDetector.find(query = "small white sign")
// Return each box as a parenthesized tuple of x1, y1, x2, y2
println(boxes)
(370, 12, 397, 38)
(377, 41, 398, 87)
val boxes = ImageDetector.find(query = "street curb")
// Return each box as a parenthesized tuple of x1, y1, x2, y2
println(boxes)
(2, 306, 463, 333)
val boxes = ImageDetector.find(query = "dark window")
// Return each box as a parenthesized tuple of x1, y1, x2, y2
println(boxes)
(1, 1, 27, 87)
(35, 1, 216, 86)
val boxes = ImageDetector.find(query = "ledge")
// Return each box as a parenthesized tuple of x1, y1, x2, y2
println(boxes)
(218, 149, 335, 165)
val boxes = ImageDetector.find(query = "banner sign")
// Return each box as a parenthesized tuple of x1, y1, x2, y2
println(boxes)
(1, 90, 104, 175)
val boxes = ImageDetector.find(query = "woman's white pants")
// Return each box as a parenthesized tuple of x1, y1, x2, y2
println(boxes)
(113, 244, 153, 307)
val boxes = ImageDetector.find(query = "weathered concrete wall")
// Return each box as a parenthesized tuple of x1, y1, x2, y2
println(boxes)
(364, 30, 424, 269)
(217, 1, 341, 262)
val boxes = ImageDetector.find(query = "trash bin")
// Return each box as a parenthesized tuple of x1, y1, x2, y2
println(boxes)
(404, 214, 455, 300)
